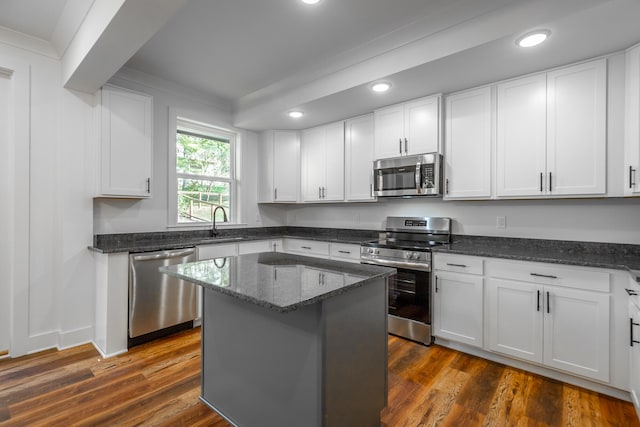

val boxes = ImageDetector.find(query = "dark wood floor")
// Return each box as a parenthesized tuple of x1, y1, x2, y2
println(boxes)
(0, 328, 638, 426)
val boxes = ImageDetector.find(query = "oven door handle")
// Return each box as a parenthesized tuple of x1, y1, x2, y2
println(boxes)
(360, 257, 431, 272)
(415, 162, 422, 194)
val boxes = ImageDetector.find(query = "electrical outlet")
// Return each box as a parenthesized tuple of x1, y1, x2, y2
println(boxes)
(496, 216, 506, 229)
(355, 214, 361, 223)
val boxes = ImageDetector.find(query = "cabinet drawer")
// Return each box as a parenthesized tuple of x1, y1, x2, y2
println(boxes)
(238, 240, 272, 255)
(434, 253, 483, 275)
(284, 239, 330, 257)
(197, 243, 238, 260)
(330, 243, 360, 262)
(486, 259, 610, 292)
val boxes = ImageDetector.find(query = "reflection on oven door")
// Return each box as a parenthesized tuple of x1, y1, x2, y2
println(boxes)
(388, 270, 430, 324)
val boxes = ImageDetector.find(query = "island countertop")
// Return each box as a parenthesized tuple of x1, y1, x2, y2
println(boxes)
(160, 252, 395, 313)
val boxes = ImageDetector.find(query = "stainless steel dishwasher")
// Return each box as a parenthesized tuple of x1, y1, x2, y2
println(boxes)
(129, 247, 197, 346)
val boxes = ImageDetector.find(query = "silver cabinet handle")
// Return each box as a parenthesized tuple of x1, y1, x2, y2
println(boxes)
(434, 276, 438, 293)
(630, 166, 637, 189)
(399, 138, 402, 155)
(274, 188, 278, 200)
(318, 187, 321, 199)
(338, 250, 351, 254)
(132, 248, 195, 261)
(446, 263, 467, 268)
(146, 177, 151, 193)
(322, 187, 326, 199)
(404, 138, 408, 154)
(549, 172, 553, 192)
(445, 178, 449, 195)
(301, 246, 312, 250)
(537, 290, 541, 312)
(626, 288, 639, 296)
(530, 273, 558, 279)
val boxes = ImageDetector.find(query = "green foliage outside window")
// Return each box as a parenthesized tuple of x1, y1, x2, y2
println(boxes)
(176, 131, 232, 223)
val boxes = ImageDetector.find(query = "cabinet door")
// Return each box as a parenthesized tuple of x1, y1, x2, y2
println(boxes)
(433, 272, 483, 347)
(630, 301, 640, 410)
(345, 115, 375, 201)
(546, 59, 606, 196)
(300, 126, 326, 201)
(625, 45, 640, 196)
(257, 132, 275, 202)
(273, 131, 300, 202)
(496, 74, 547, 197)
(487, 278, 543, 363)
(404, 95, 440, 155)
(100, 85, 152, 198)
(543, 286, 610, 382)
(374, 104, 404, 159)
(323, 121, 344, 201)
(444, 87, 492, 199)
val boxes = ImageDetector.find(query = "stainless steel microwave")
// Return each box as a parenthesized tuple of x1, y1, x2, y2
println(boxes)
(373, 153, 443, 197)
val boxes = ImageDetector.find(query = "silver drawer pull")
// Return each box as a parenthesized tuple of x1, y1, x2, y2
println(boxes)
(301, 246, 312, 250)
(530, 273, 558, 279)
(447, 263, 467, 268)
(338, 250, 351, 254)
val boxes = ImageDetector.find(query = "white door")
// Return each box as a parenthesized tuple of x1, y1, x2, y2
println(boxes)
(433, 272, 483, 347)
(100, 85, 153, 197)
(543, 286, 610, 382)
(629, 301, 640, 410)
(444, 87, 492, 199)
(322, 121, 344, 201)
(496, 74, 547, 197)
(487, 278, 543, 363)
(0, 72, 10, 355)
(404, 96, 440, 155)
(345, 115, 375, 201)
(374, 104, 404, 159)
(546, 59, 606, 196)
(300, 126, 325, 201)
(625, 45, 640, 196)
(273, 131, 299, 202)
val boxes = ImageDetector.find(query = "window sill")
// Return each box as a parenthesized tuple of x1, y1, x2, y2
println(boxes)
(167, 223, 248, 230)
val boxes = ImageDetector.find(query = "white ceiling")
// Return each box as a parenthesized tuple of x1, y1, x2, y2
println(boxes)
(2, 0, 640, 131)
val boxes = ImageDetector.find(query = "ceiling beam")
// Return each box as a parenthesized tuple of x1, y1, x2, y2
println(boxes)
(61, 0, 189, 93)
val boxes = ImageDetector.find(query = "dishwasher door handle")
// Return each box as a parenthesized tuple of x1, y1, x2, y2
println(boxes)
(131, 248, 196, 262)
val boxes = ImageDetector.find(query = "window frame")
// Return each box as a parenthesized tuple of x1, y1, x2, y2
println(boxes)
(168, 113, 237, 228)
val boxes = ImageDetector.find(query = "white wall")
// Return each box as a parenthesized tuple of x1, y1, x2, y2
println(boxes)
(0, 39, 96, 356)
(93, 68, 263, 234)
(282, 197, 640, 244)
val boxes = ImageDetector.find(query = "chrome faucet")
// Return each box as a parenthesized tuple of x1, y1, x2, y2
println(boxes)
(211, 205, 228, 237)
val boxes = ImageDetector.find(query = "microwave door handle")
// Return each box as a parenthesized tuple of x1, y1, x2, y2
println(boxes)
(415, 163, 422, 194)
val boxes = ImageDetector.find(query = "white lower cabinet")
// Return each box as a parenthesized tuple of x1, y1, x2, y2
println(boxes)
(433, 271, 483, 347)
(629, 300, 640, 414)
(486, 262, 610, 383)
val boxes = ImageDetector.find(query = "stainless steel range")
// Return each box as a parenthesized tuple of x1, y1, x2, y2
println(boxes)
(360, 216, 451, 345)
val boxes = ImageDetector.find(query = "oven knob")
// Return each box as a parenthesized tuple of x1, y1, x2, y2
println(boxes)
(374, 249, 379, 255)
(412, 252, 421, 260)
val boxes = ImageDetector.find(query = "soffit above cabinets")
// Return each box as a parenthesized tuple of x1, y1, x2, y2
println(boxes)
(2, 0, 640, 131)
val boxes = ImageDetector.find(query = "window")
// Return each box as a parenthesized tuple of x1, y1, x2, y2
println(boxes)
(172, 118, 235, 225)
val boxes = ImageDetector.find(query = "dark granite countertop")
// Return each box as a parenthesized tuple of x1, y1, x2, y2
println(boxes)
(160, 252, 395, 313)
(433, 235, 640, 280)
(89, 226, 380, 253)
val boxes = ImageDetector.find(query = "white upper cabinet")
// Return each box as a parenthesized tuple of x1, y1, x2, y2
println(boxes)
(300, 121, 345, 202)
(345, 114, 375, 201)
(374, 94, 440, 159)
(444, 86, 492, 199)
(496, 59, 607, 198)
(546, 59, 607, 196)
(258, 130, 300, 203)
(98, 85, 153, 198)
(496, 74, 547, 197)
(625, 43, 640, 196)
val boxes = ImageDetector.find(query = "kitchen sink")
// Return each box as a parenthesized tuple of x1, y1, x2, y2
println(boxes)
(197, 236, 248, 244)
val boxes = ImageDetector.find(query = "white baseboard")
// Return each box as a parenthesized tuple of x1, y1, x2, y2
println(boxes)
(58, 326, 94, 350)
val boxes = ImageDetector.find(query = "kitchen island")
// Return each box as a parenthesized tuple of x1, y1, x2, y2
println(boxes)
(161, 252, 395, 427)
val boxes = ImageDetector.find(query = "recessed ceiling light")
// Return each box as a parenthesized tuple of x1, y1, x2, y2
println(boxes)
(288, 110, 304, 118)
(371, 82, 392, 93)
(516, 30, 551, 48)
(301, 0, 320, 4)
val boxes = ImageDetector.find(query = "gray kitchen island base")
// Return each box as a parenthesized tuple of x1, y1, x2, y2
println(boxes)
(201, 277, 388, 427)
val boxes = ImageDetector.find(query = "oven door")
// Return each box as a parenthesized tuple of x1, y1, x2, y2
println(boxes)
(388, 267, 431, 325)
